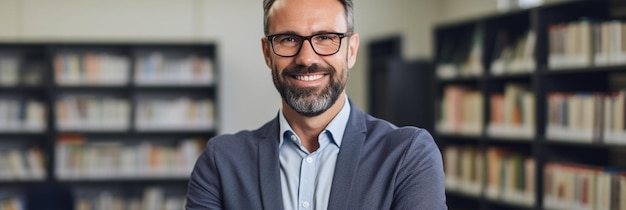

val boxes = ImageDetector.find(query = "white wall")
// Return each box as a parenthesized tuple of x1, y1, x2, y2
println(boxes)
(351, 0, 440, 113)
(438, 0, 498, 23)
(0, 0, 495, 134)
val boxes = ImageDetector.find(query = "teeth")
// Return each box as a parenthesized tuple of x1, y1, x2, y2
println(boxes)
(296, 74, 324, 81)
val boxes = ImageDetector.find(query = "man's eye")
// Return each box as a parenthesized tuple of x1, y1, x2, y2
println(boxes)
(315, 35, 337, 41)
(279, 36, 298, 43)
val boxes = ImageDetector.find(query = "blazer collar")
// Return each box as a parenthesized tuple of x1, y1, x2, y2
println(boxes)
(256, 100, 368, 210)
(327, 102, 367, 210)
(258, 114, 283, 210)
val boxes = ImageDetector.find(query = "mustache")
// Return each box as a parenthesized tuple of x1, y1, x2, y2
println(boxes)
(282, 64, 333, 76)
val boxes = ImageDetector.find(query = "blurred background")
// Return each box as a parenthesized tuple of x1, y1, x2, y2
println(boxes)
(1, 0, 626, 209)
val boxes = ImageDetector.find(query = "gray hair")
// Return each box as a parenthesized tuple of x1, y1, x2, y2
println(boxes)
(263, 0, 354, 35)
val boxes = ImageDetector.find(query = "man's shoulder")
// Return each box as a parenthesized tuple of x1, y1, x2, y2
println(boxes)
(362, 114, 435, 146)
(207, 119, 276, 148)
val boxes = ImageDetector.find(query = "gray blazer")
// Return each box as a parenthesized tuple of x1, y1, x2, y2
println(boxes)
(186, 103, 447, 210)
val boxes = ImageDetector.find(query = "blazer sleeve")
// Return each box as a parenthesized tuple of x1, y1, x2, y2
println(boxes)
(186, 140, 223, 210)
(392, 129, 448, 210)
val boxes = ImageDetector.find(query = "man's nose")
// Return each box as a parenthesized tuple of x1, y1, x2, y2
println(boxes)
(294, 40, 319, 66)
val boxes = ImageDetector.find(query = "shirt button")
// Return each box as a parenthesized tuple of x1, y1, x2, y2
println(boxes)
(306, 157, 313, 163)
(302, 201, 310, 208)
(290, 135, 297, 141)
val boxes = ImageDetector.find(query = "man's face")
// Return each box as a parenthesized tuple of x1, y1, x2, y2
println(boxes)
(262, 0, 359, 117)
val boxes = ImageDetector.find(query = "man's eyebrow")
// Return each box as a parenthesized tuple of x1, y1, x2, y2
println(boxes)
(271, 31, 299, 35)
(271, 30, 340, 36)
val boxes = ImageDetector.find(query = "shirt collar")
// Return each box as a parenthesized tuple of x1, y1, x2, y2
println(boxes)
(278, 95, 351, 147)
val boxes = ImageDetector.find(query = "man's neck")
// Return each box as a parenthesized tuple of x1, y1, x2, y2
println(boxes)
(282, 92, 346, 152)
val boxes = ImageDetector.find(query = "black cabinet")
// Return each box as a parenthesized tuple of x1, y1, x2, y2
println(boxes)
(0, 42, 218, 210)
(433, 0, 626, 209)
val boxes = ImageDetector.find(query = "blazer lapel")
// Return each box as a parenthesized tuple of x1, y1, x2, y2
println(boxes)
(327, 104, 367, 210)
(258, 117, 283, 210)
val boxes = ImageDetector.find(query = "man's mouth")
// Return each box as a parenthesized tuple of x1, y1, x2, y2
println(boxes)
(294, 74, 325, 81)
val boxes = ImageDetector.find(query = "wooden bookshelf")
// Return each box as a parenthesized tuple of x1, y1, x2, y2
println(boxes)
(434, 0, 626, 209)
(0, 42, 218, 210)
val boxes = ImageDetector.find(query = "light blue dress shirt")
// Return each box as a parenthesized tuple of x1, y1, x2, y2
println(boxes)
(278, 97, 351, 210)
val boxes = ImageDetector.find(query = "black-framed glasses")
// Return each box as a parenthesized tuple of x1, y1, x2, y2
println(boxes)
(266, 32, 352, 57)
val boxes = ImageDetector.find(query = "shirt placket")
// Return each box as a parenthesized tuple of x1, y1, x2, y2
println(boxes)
(298, 152, 317, 210)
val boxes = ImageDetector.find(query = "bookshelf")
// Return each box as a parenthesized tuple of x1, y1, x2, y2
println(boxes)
(433, 0, 626, 209)
(0, 42, 217, 210)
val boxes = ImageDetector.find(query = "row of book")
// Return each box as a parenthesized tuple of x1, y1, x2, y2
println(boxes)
(546, 91, 626, 144)
(436, 27, 484, 79)
(56, 96, 131, 131)
(491, 30, 537, 75)
(0, 196, 24, 210)
(135, 52, 214, 86)
(444, 145, 536, 206)
(54, 53, 130, 86)
(549, 19, 626, 69)
(437, 18, 626, 78)
(544, 162, 626, 210)
(55, 96, 216, 131)
(436, 85, 484, 136)
(135, 98, 215, 131)
(487, 84, 535, 138)
(0, 147, 45, 181)
(74, 187, 185, 210)
(0, 99, 47, 132)
(437, 28, 536, 79)
(0, 56, 43, 87)
(0, 56, 20, 86)
(437, 86, 626, 144)
(52, 52, 216, 86)
(55, 134, 204, 180)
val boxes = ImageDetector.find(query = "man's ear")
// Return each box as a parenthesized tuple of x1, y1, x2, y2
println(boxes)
(347, 33, 359, 69)
(262, 37, 273, 69)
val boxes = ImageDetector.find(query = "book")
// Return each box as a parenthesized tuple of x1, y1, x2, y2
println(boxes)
(135, 52, 215, 86)
(544, 163, 626, 210)
(55, 96, 130, 131)
(549, 20, 594, 69)
(135, 97, 215, 131)
(0, 99, 46, 132)
(53, 52, 130, 86)
(0, 146, 46, 181)
(546, 92, 604, 142)
(0, 55, 19, 86)
(55, 135, 204, 180)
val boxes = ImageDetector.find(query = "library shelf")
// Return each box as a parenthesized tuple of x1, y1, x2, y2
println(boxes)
(0, 86, 45, 92)
(0, 180, 47, 186)
(55, 130, 214, 136)
(55, 85, 132, 92)
(0, 42, 218, 209)
(542, 137, 626, 149)
(485, 198, 535, 210)
(134, 85, 216, 92)
(485, 72, 534, 80)
(0, 132, 47, 138)
(56, 175, 192, 182)
(445, 188, 482, 200)
(436, 76, 481, 86)
(485, 136, 534, 145)
(435, 133, 482, 142)
(433, 0, 626, 209)
(57, 177, 191, 185)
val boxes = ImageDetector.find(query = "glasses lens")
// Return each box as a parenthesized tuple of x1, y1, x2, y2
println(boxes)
(270, 33, 344, 57)
(311, 33, 342, 55)
(272, 34, 302, 57)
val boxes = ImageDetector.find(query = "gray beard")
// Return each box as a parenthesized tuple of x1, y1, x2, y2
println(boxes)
(273, 65, 345, 117)
(282, 82, 341, 117)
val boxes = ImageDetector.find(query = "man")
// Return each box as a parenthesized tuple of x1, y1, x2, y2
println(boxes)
(186, 0, 447, 209)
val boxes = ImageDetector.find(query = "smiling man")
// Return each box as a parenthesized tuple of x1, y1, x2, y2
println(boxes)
(185, 0, 447, 209)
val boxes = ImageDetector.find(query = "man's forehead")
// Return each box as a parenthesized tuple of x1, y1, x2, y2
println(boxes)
(266, 0, 347, 34)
